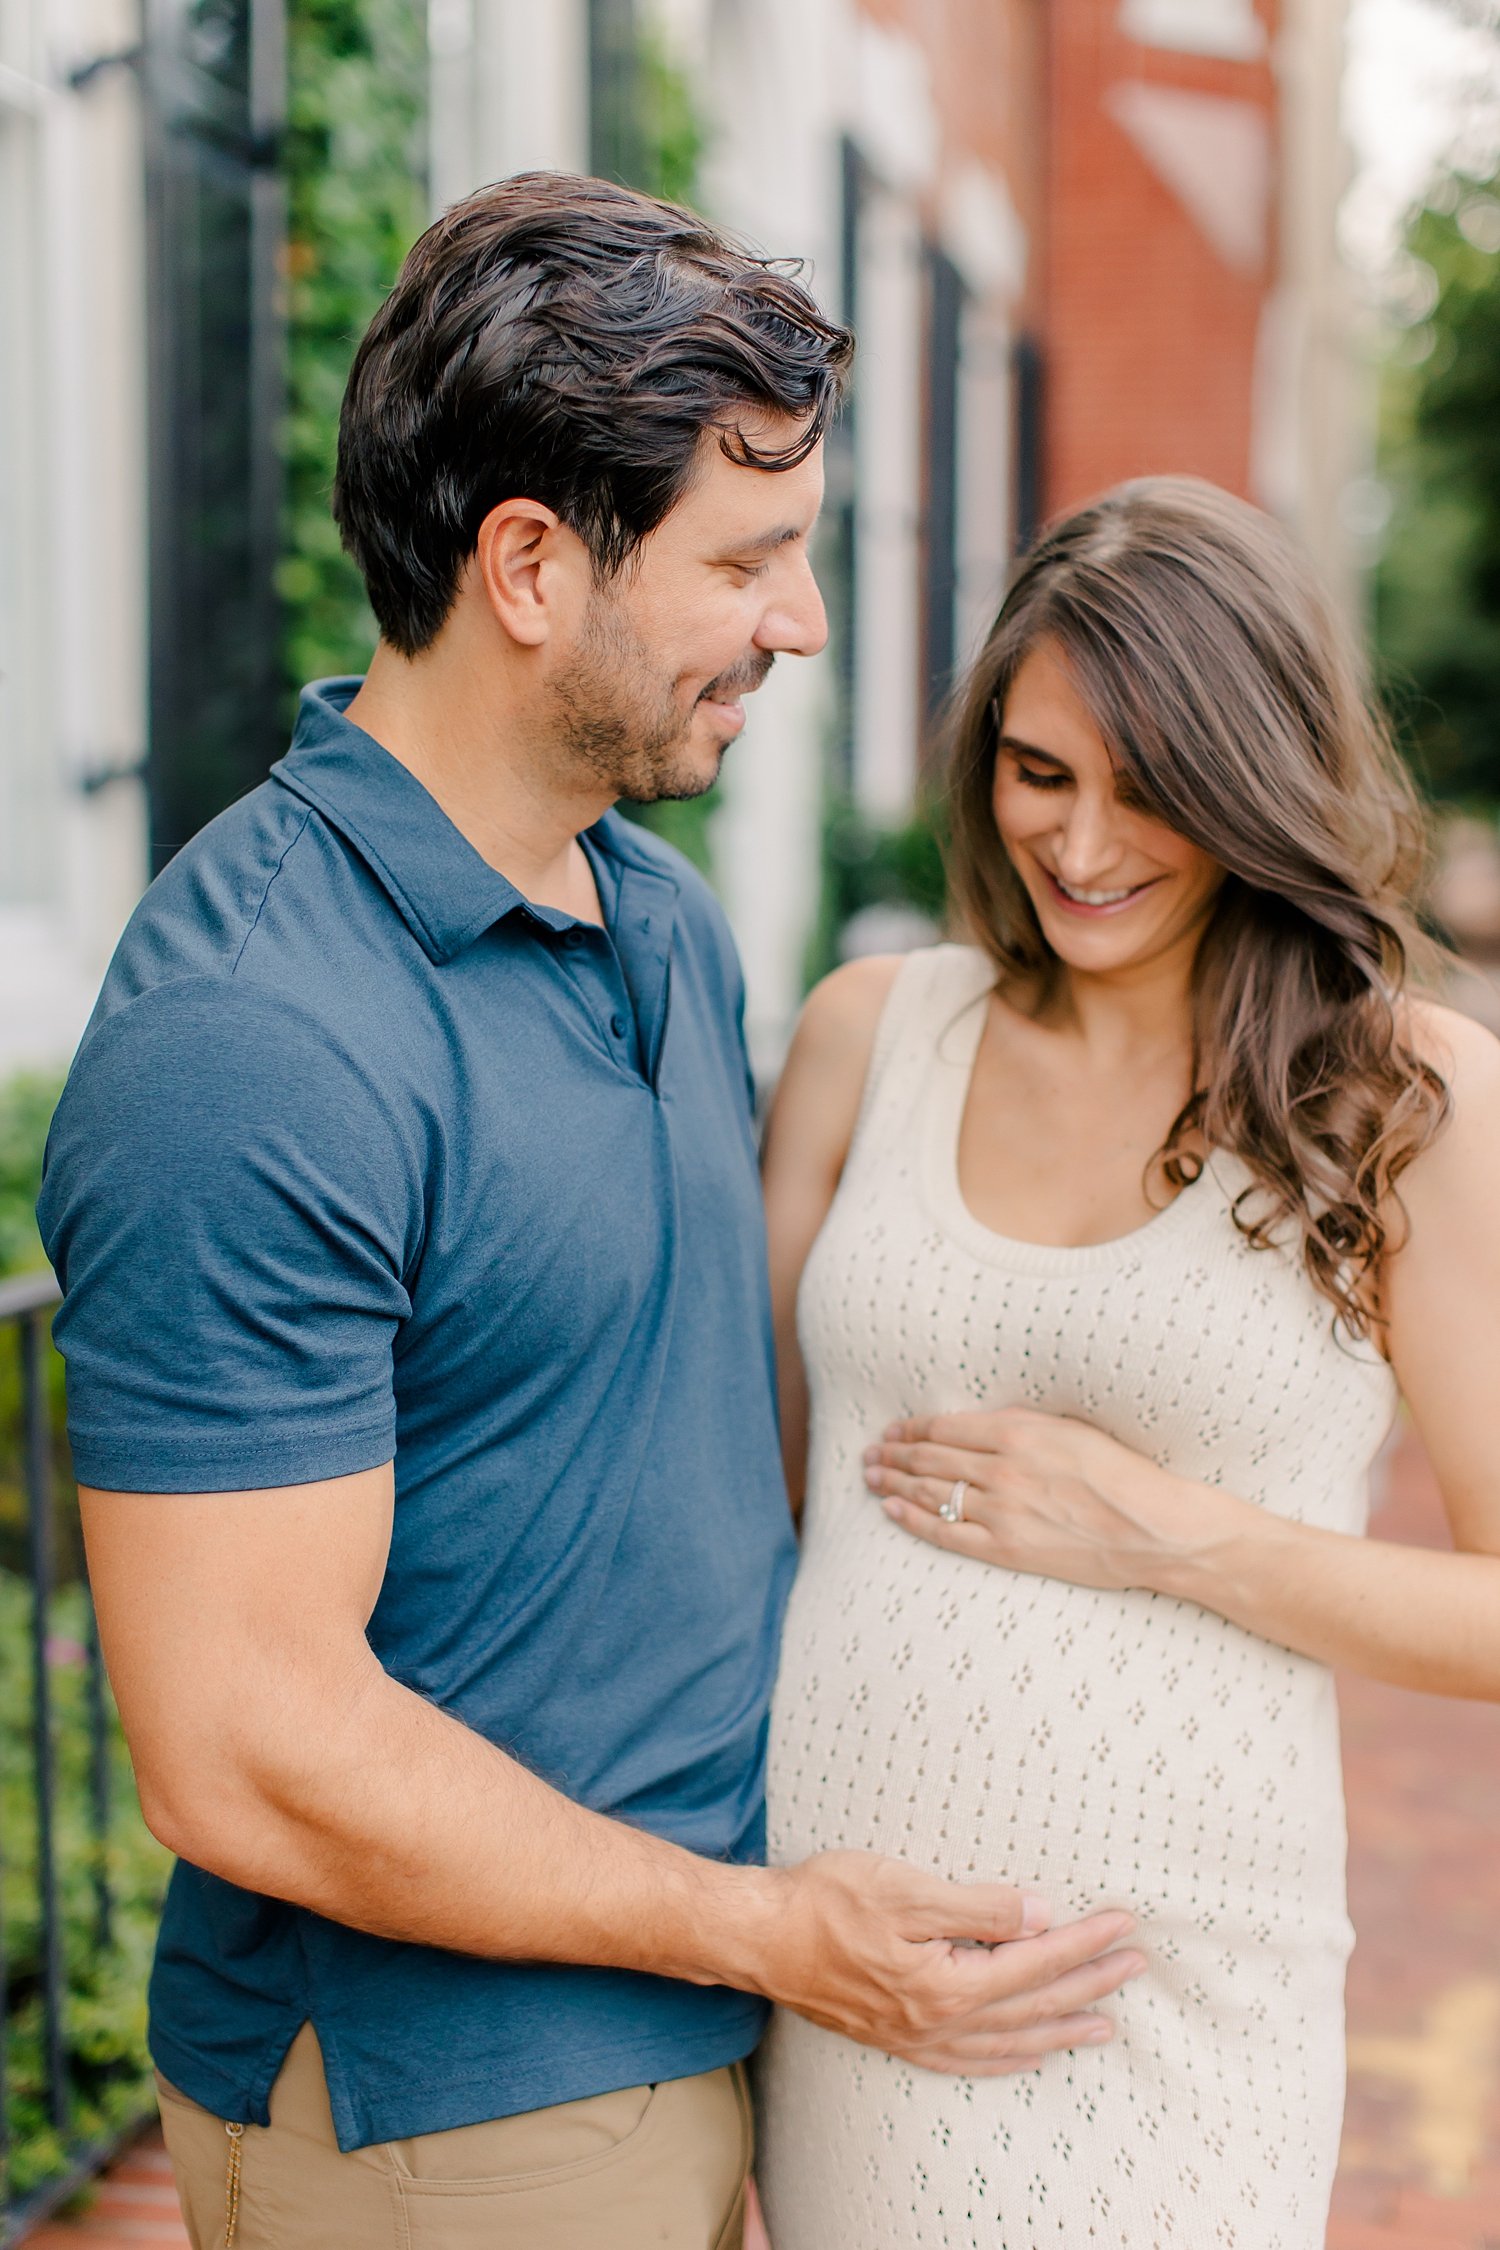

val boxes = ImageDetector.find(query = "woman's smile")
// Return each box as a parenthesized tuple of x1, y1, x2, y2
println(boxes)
(1039, 865, 1165, 917)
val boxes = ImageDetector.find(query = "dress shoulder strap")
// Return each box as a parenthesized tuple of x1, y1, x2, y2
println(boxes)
(845, 943, 994, 1171)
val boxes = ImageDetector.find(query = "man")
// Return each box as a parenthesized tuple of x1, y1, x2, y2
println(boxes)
(40, 175, 1139, 2250)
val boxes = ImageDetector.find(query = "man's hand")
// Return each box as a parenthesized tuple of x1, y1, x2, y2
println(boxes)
(724, 1852, 1144, 2074)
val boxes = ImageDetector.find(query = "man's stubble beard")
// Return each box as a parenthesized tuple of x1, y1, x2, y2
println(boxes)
(549, 586, 772, 806)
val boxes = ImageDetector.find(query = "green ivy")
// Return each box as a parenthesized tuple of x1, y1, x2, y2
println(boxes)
(0, 1073, 62, 1279)
(280, 0, 427, 699)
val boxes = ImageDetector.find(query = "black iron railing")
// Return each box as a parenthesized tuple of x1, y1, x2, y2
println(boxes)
(0, 1271, 153, 2244)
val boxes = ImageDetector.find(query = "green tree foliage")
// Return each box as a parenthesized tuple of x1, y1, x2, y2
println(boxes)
(0, 1073, 62, 1278)
(1375, 173, 1500, 803)
(280, 0, 427, 696)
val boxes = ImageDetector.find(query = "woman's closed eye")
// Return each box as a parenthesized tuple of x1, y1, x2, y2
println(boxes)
(1012, 761, 1072, 792)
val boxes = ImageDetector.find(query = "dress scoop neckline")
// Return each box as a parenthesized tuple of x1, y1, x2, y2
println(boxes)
(917, 950, 1212, 1277)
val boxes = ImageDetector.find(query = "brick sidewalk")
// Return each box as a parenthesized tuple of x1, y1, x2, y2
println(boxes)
(25, 2135, 184, 2249)
(1327, 1427, 1500, 2249)
(32, 1430, 1500, 2249)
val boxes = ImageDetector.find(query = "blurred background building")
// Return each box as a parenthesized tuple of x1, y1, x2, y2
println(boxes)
(0, 0, 151, 1073)
(2, 0, 1445, 1082)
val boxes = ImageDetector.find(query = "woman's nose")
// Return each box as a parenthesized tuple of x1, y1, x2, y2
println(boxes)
(1052, 794, 1125, 885)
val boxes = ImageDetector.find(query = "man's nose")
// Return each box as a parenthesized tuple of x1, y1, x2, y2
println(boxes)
(757, 553, 828, 659)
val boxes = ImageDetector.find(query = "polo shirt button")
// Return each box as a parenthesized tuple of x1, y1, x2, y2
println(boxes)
(609, 1012, 627, 1039)
(562, 927, 584, 948)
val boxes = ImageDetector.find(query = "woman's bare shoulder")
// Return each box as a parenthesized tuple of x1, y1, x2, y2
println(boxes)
(795, 953, 908, 1051)
(1392, 996, 1500, 1217)
(1402, 995, 1500, 1101)
(764, 955, 909, 1184)
(1381, 997, 1500, 1449)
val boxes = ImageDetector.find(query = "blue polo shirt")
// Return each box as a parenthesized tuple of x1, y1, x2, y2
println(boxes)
(38, 678, 797, 2149)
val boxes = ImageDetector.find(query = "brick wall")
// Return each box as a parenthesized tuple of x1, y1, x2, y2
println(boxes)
(858, 0, 1047, 317)
(1044, 0, 1280, 513)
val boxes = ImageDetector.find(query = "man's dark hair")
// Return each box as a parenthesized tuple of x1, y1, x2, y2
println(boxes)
(333, 171, 855, 655)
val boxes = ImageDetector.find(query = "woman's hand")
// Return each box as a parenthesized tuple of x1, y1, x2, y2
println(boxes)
(863, 1406, 1243, 1593)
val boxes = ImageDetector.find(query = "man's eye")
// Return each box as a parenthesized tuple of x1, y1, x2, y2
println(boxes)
(730, 560, 770, 581)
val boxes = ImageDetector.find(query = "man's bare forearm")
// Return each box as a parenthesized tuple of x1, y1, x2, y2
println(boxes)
(161, 1648, 782, 1989)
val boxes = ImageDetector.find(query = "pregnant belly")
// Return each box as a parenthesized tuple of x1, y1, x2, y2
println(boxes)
(766, 1541, 1352, 1952)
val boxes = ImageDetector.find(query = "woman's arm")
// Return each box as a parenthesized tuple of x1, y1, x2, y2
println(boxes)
(865, 1004, 1500, 1700)
(762, 956, 902, 1512)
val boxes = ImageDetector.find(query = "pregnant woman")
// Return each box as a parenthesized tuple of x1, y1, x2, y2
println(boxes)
(754, 477, 1500, 2250)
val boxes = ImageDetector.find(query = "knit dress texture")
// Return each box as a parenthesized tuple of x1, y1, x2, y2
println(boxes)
(755, 944, 1397, 2250)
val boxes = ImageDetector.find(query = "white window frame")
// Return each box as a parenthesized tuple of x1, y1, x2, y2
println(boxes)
(0, 45, 54, 918)
(852, 181, 924, 822)
(1119, 0, 1266, 61)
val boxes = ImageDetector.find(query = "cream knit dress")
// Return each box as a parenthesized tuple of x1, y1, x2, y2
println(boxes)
(755, 945, 1396, 2250)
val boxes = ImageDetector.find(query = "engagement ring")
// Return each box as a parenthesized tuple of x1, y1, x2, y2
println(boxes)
(940, 1479, 968, 1524)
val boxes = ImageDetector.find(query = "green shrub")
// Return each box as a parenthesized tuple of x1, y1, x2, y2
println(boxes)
(0, 1073, 63, 1280)
(0, 1572, 170, 2200)
(0, 1077, 170, 2201)
(804, 794, 949, 985)
(0, 1074, 72, 1581)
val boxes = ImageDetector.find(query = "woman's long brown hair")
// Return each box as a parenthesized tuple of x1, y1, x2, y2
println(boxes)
(944, 476, 1449, 1338)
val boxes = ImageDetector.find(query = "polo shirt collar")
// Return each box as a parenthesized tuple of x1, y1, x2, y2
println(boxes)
(270, 677, 673, 967)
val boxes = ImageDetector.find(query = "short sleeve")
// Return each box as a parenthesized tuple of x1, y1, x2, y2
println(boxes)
(39, 977, 423, 1493)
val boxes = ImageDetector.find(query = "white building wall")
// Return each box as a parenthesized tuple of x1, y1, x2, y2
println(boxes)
(0, 0, 148, 1076)
(943, 163, 1025, 667)
(847, 18, 933, 828)
(851, 179, 925, 825)
(954, 300, 1014, 669)
(429, 0, 588, 215)
(691, 0, 850, 1076)
(1253, 0, 1361, 616)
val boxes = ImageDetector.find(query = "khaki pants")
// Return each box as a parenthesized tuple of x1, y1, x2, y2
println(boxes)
(157, 2024, 751, 2250)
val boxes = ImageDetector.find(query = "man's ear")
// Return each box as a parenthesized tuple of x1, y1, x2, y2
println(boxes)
(471, 498, 585, 649)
